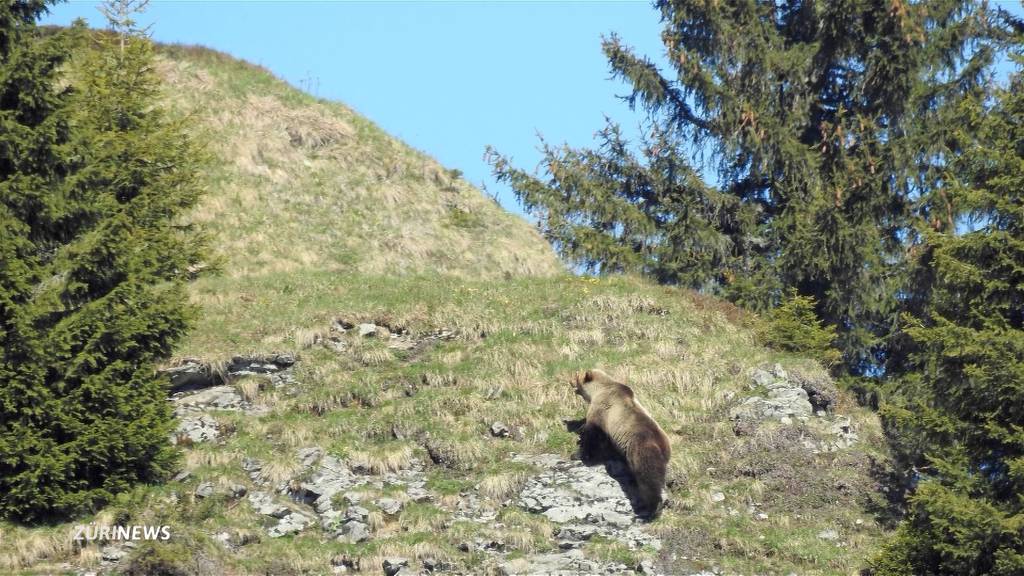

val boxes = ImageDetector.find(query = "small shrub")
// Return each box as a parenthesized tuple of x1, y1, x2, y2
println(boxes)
(758, 290, 841, 367)
(447, 206, 484, 229)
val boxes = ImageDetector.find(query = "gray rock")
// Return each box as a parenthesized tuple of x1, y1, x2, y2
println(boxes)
(376, 497, 402, 516)
(490, 421, 511, 438)
(556, 525, 598, 541)
(497, 549, 587, 576)
(227, 354, 294, 375)
(542, 506, 585, 524)
(242, 457, 262, 473)
(750, 368, 774, 388)
(768, 385, 809, 402)
(213, 531, 231, 546)
(382, 557, 409, 576)
(100, 545, 127, 562)
(637, 559, 658, 574)
(794, 371, 839, 413)
(358, 323, 378, 337)
(728, 392, 813, 422)
(301, 456, 365, 515)
(172, 414, 220, 444)
(511, 454, 662, 553)
(818, 528, 840, 541)
(407, 483, 431, 503)
(242, 457, 264, 483)
(194, 481, 216, 499)
(772, 363, 788, 380)
(175, 385, 243, 411)
(345, 505, 369, 522)
(338, 520, 369, 544)
(422, 557, 453, 572)
(268, 512, 311, 538)
(161, 359, 220, 392)
(248, 491, 290, 518)
(297, 446, 323, 467)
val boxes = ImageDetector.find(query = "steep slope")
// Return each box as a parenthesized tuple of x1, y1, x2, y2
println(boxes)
(148, 44, 562, 358)
(0, 45, 895, 576)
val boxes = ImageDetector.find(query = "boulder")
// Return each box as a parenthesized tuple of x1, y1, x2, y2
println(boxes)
(248, 492, 290, 519)
(268, 512, 312, 538)
(382, 557, 409, 576)
(337, 520, 369, 544)
(172, 414, 220, 444)
(818, 528, 840, 541)
(490, 422, 511, 438)
(375, 497, 402, 516)
(297, 446, 323, 468)
(175, 385, 243, 411)
(194, 482, 216, 499)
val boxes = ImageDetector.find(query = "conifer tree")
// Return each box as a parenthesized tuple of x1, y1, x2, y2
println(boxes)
(872, 38, 1024, 576)
(0, 1, 206, 521)
(490, 0, 998, 373)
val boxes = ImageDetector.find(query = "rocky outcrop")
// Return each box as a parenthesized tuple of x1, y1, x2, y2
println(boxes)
(317, 319, 458, 356)
(729, 364, 813, 423)
(513, 454, 660, 552)
(172, 413, 221, 445)
(162, 350, 858, 575)
(161, 354, 296, 393)
(729, 364, 859, 452)
(228, 446, 667, 574)
(165, 354, 298, 445)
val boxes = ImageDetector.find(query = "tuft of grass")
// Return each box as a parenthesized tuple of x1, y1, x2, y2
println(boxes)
(479, 470, 530, 501)
(348, 443, 415, 474)
(234, 376, 261, 403)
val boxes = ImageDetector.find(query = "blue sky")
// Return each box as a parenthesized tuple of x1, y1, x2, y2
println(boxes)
(42, 1, 1023, 220)
(42, 1, 668, 218)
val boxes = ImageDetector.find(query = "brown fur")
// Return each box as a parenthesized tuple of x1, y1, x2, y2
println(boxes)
(572, 369, 671, 518)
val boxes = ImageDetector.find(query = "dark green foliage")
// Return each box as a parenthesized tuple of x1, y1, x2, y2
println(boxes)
(758, 290, 840, 367)
(489, 0, 999, 373)
(0, 4, 206, 521)
(487, 124, 756, 294)
(872, 47, 1024, 575)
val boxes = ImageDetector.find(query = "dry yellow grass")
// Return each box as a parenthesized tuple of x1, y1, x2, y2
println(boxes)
(479, 471, 530, 501)
(155, 47, 562, 299)
(0, 529, 69, 571)
(257, 458, 301, 486)
(348, 444, 415, 474)
(234, 377, 261, 403)
(184, 448, 239, 470)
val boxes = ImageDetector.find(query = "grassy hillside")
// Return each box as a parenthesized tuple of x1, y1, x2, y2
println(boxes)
(157, 44, 561, 341)
(0, 45, 894, 575)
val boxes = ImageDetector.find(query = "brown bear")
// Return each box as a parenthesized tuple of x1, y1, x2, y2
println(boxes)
(572, 369, 671, 518)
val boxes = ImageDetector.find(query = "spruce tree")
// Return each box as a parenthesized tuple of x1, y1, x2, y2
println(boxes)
(0, 1, 206, 521)
(872, 40, 1024, 576)
(489, 0, 998, 373)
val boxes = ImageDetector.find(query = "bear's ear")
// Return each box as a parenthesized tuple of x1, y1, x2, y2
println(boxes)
(570, 370, 585, 391)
